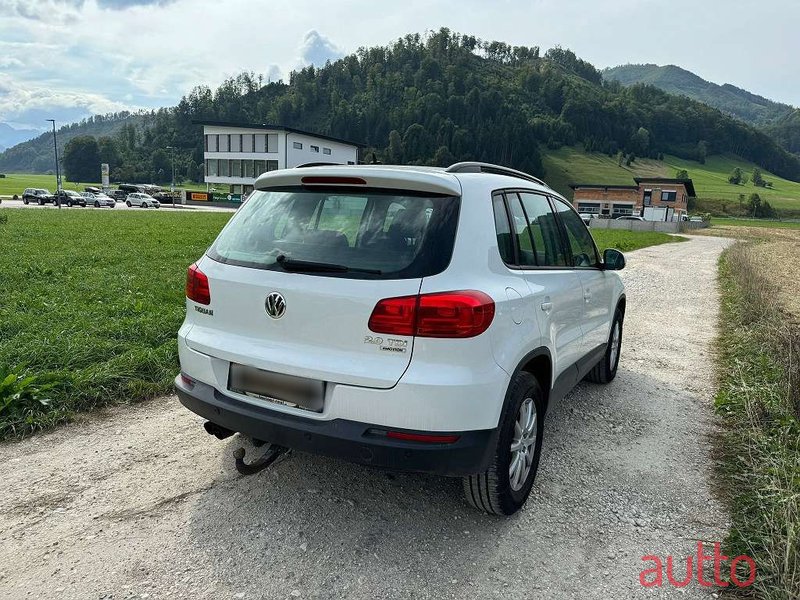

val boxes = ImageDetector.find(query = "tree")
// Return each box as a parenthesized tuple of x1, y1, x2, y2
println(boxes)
(696, 140, 708, 164)
(675, 169, 689, 180)
(752, 167, 765, 187)
(728, 167, 743, 185)
(625, 153, 635, 166)
(385, 130, 404, 164)
(630, 127, 650, 155)
(152, 149, 171, 183)
(432, 145, 456, 167)
(62, 136, 100, 182)
(617, 151, 624, 167)
(97, 137, 121, 170)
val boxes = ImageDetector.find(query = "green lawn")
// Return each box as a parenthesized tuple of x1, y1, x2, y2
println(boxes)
(0, 209, 232, 436)
(591, 229, 686, 252)
(543, 146, 800, 210)
(0, 208, 683, 437)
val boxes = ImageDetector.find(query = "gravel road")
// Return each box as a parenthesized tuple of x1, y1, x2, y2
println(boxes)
(0, 235, 732, 600)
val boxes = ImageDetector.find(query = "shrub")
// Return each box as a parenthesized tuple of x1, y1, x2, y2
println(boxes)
(0, 366, 61, 437)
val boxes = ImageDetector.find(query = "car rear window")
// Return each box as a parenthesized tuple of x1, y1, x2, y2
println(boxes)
(207, 187, 460, 279)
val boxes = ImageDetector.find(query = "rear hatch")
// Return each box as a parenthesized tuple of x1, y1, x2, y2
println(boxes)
(184, 167, 461, 389)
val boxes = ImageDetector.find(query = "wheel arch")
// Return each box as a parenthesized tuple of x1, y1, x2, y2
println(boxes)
(513, 346, 553, 413)
(616, 293, 626, 319)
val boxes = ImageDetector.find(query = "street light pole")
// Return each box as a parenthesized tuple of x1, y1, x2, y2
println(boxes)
(46, 119, 61, 209)
(166, 145, 176, 208)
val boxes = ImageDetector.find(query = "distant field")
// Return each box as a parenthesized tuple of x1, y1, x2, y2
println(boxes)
(0, 173, 205, 196)
(711, 217, 800, 230)
(543, 147, 800, 210)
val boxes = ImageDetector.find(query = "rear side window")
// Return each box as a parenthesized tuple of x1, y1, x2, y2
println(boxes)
(493, 191, 569, 268)
(551, 198, 600, 267)
(208, 187, 460, 279)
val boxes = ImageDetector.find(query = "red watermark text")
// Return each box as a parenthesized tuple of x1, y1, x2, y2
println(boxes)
(640, 542, 755, 588)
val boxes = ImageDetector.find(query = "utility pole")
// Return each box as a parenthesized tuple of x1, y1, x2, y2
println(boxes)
(46, 119, 61, 209)
(166, 145, 176, 208)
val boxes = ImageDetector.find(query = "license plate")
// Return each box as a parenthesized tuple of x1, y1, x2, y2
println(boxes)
(228, 364, 325, 412)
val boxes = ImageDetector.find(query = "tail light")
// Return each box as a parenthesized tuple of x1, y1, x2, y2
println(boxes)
(386, 431, 460, 444)
(186, 263, 211, 305)
(368, 291, 495, 338)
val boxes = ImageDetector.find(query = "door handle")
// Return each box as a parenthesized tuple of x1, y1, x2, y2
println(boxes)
(540, 301, 552, 312)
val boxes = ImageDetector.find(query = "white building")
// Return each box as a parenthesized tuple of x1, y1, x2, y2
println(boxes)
(197, 121, 361, 195)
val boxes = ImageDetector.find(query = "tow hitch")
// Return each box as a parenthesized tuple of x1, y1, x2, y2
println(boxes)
(233, 444, 289, 476)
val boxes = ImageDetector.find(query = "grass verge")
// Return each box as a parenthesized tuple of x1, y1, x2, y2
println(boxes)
(590, 229, 686, 252)
(0, 208, 231, 437)
(715, 243, 799, 598)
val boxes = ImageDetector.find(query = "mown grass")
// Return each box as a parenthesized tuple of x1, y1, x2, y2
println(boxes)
(0, 208, 231, 437)
(590, 229, 686, 252)
(715, 244, 799, 598)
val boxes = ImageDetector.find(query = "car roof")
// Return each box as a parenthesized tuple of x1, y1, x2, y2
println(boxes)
(254, 163, 556, 198)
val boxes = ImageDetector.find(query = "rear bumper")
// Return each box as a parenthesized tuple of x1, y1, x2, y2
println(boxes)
(175, 376, 497, 477)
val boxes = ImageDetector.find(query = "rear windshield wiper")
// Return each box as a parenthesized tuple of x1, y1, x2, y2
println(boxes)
(275, 254, 382, 275)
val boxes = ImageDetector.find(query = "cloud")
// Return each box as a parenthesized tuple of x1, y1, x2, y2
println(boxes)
(298, 30, 343, 68)
(96, 0, 176, 9)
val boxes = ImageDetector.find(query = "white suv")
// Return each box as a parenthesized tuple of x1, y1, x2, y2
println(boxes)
(175, 162, 626, 515)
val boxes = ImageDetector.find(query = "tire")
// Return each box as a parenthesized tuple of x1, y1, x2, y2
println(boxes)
(126, 201, 131, 207)
(141, 202, 147, 208)
(95, 201, 100, 208)
(67, 200, 73, 207)
(585, 308, 624, 384)
(463, 372, 545, 516)
(23, 198, 29, 205)
(38, 199, 44, 206)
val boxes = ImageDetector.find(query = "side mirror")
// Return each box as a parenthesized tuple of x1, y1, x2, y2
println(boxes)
(603, 248, 625, 270)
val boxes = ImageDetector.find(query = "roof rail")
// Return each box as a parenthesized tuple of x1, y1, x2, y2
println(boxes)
(294, 162, 342, 168)
(445, 162, 549, 188)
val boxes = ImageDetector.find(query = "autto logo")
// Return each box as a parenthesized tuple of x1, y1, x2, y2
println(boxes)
(640, 542, 756, 588)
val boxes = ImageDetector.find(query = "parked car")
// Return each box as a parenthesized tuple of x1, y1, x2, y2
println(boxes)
(109, 189, 128, 203)
(54, 189, 87, 207)
(579, 212, 598, 225)
(616, 215, 645, 221)
(126, 193, 160, 208)
(689, 216, 703, 223)
(174, 162, 627, 515)
(81, 191, 115, 208)
(22, 188, 55, 205)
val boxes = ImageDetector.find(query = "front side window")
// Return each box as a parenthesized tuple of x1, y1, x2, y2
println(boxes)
(552, 198, 599, 268)
(208, 188, 460, 279)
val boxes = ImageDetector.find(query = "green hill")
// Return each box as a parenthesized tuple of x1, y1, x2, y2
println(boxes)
(3, 30, 800, 189)
(543, 146, 800, 216)
(603, 64, 794, 127)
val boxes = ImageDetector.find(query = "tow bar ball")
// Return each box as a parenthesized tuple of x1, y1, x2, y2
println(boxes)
(203, 420, 289, 476)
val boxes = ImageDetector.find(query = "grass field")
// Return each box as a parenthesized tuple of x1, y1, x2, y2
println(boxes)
(543, 146, 800, 211)
(590, 229, 685, 252)
(0, 208, 684, 437)
(0, 209, 232, 436)
(711, 217, 800, 229)
(0, 173, 206, 196)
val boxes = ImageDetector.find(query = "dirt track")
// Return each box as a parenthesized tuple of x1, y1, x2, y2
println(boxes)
(0, 235, 731, 599)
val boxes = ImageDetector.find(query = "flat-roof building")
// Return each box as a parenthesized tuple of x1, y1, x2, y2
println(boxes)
(570, 177, 696, 221)
(196, 121, 361, 195)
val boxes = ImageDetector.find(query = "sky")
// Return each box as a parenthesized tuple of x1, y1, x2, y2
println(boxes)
(1, 0, 798, 136)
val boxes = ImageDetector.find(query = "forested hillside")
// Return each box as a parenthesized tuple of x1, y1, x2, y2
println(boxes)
(3, 29, 800, 185)
(603, 64, 794, 127)
(0, 112, 147, 173)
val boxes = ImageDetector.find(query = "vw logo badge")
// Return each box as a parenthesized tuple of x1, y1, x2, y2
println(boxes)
(265, 292, 286, 319)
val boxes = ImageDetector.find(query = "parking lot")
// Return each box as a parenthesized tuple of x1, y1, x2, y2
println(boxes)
(0, 198, 235, 213)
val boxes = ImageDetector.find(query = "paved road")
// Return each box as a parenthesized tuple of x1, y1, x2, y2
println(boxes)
(0, 236, 731, 599)
(0, 198, 235, 212)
